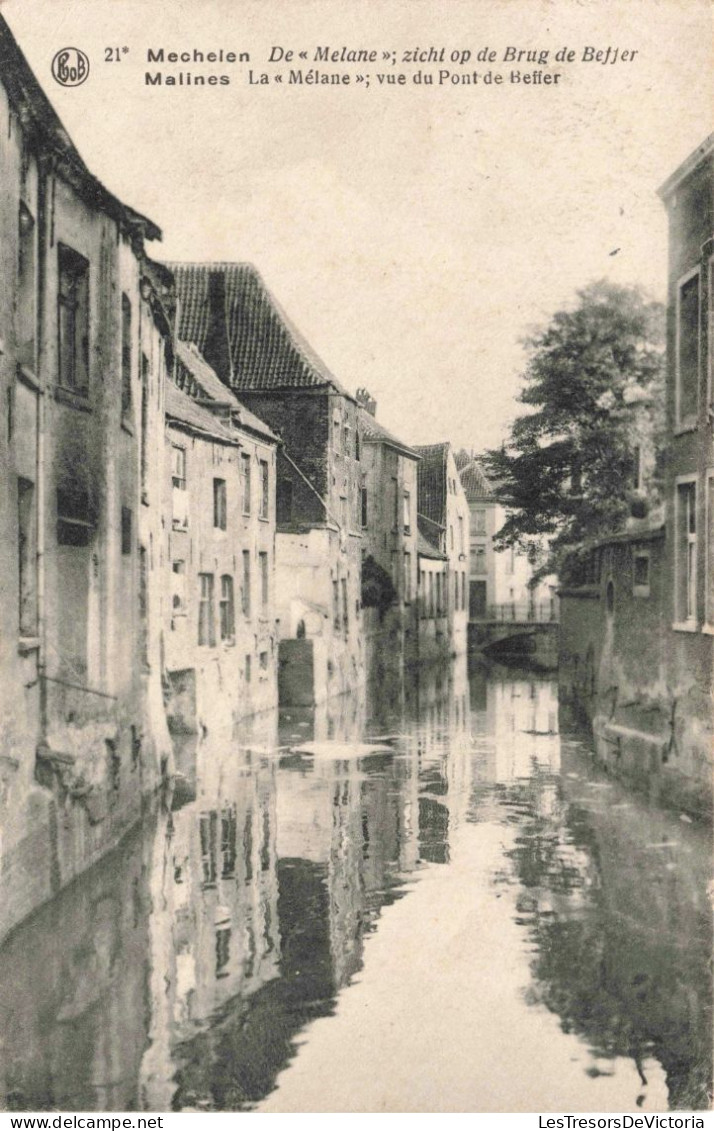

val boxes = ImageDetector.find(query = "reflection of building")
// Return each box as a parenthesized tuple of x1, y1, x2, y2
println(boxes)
(170, 264, 364, 708)
(0, 18, 171, 939)
(163, 343, 279, 736)
(414, 443, 470, 656)
(0, 819, 157, 1111)
(356, 390, 420, 667)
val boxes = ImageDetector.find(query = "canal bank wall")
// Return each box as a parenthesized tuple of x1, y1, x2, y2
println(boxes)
(559, 529, 713, 819)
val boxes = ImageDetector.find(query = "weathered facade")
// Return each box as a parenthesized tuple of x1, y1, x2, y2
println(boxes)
(414, 443, 470, 656)
(170, 263, 364, 706)
(559, 135, 714, 816)
(0, 16, 172, 940)
(163, 341, 279, 756)
(456, 454, 556, 623)
(356, 390, 420, 668)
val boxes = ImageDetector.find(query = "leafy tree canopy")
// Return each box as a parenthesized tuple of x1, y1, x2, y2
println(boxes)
(483, 281, 665, 580)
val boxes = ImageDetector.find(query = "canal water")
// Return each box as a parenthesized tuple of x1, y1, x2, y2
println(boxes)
(0, 659, 711, 1113)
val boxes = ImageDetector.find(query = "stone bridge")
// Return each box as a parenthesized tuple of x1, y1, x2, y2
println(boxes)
(468, 604, 559, 669)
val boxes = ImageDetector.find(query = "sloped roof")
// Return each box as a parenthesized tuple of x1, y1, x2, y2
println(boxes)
(0, 16, 160, 241)
(175, 341, 277, 443)
(165, 381, 238, 445)
(169, 262, 352, 399)
(359, 408, 419, 459)
(459, 458, 496, 502)
(417, 529, 447, 561)
(413, 443, 449, 526)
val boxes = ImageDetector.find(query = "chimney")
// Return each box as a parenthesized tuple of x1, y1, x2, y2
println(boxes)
(355, 386, 377, 416)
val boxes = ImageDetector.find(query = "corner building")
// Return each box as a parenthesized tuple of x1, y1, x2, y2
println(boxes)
(170, 263, 364, 706)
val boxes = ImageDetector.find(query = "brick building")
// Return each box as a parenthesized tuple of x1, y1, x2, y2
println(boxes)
(356, 389, 420, 667)
(170, 263, 364, 706)
(414, 442, 470, 656)
(0, 15, 172, 939)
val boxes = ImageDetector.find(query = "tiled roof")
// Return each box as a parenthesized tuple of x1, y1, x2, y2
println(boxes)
(459, 458, 496, 502)
(175, 341, 278, 443)
(358, 408, 419, 459)
(169, 262, 352, 399)
(165, 381, 238, 445)
(413, 443, 449, 526)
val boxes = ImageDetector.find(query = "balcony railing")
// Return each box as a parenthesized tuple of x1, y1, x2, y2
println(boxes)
(473, 602, 559, 624)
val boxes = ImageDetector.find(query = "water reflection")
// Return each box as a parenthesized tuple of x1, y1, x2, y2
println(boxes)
(0, 659, 710, 1112)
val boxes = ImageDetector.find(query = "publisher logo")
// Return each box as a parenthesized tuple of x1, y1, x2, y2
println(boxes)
(51, 48, 90, 87)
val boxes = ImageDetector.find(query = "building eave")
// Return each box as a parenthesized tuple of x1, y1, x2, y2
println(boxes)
(657, 134, 714, 203)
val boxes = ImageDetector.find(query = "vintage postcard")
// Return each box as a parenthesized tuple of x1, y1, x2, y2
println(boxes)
(0, 0, 712, 1117)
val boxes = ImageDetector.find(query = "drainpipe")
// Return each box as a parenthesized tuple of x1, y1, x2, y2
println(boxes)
(35, 156, 52, 742)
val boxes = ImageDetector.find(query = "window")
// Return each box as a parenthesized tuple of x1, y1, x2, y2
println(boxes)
(58, 244, 89, 394)
(259, 650, 269, 672)
(458, 515, 464, 554)
(633, 552, 650, 598)
(344, 422, 350, 456)
(245, 654, 251, 683)
(140, 354, 149, 500)
(677, 271, 700, 425)
(242, 551, 251, 616)
(57, 484, 93, 546)
(404, 552, 412, 601)
(259, 459, 269, 519)
(473, 509, 486, 535)
(221, 806, 237, 878)
(241, 452, 251, 514)
(18, 203, 36, 369)
(18, 477, 37, 636)
(121, 507, 132, 555)
(198, 573, 215, 646)
(259, 551, 269, 612)
(450, 526, 454, 551)
(171, 445, 186, 489)
(220, 575, 235, 641)
(707, 474, 714, 628)
(199, 812, 217, 887)
(474, 545, 486, 574)
(121, 294, 132, 417)
(462, 571, 467, 610)
(676, 481, 697, 624)
(213, 478, 227, 530)
(341, 578, 349, 635)
(355, 430, 361, 461)
(276, 478, 293, 524)
(632, 445, 642, 492)
(403, 491, 411, 535)
(361, 486, 368, 528)
(333, 578, 340, 631)
(171, 560, 186, 616)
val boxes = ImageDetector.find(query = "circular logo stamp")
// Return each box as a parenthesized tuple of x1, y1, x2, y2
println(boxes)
(51, 48, 90, 87)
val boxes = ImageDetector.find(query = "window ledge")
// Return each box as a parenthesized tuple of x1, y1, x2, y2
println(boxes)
(701, 624, 714, 636)
(121, 417, 134, 436)
(55, 386, 91, 412)
(633, 587, 651, 599)
(671, 621, 699, 633)
(673, 422, 698, 436)
(258, 515, 270, 523)
(17, 363, 41, 392)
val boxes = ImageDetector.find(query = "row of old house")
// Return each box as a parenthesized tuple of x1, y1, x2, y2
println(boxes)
(0, 15, 472, 939)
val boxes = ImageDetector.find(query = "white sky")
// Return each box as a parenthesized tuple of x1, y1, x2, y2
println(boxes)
(3, 0, 712, 450)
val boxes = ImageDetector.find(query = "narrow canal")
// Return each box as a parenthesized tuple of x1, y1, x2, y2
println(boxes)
(0, 660, 711, 1113)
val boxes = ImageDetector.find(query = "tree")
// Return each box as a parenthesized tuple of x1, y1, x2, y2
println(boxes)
(483, 281, 666, 580)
